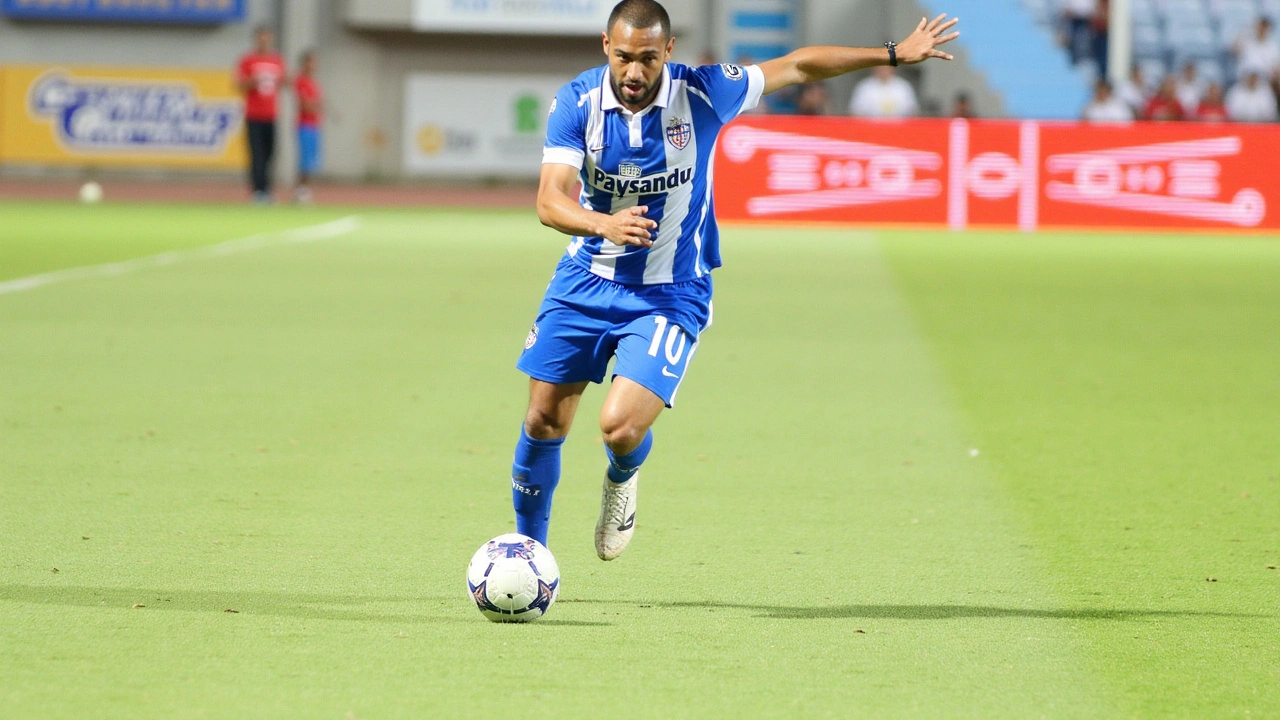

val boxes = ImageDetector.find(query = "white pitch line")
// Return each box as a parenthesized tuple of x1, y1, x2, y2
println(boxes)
(0, 214, 362, 296)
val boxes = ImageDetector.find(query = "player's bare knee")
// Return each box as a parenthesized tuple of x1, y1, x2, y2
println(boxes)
(524, 407, 569, 440)
(600, 417, 645, 453)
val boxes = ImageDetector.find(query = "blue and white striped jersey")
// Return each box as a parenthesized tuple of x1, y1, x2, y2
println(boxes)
(542, 62, 765, 285)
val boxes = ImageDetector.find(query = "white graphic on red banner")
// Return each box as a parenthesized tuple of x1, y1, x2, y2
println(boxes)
(947, 120, 1040, 231)
(1044, 136, 1265, 227)
(720, 126, 942, 216)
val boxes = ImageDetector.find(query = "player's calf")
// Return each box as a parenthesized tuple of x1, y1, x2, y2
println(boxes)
(595, 380, 661, 560)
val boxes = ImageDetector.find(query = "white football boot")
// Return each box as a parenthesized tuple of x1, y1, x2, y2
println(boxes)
(595, 471, 638, 561)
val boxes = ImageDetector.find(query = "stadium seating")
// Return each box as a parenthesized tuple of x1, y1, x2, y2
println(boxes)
(922, 0, 1273, 117)
(1138, 56, 1170, 86)
(921, 0, 1090, 118)
(1133, 21, 1166, 58)
(1166, 20, 1224, 63)
(1019, 0, 1273, 92)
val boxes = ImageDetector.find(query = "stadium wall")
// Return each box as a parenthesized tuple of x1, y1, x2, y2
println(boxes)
(0, 0, 1005, 183)
(0, 0, 710, 182)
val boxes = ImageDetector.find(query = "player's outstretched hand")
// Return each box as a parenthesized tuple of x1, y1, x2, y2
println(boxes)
(897, 14, 960, 64)
(601, 206, 657, 248)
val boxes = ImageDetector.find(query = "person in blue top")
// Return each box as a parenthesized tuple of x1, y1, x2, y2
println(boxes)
(512, 0, 959, 559)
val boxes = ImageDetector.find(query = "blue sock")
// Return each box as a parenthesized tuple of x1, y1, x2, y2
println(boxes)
(605, 429, 653, 483)
(511, 429, 564, 547)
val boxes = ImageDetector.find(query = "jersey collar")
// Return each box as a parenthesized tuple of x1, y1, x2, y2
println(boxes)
(600, 64, 672, 116)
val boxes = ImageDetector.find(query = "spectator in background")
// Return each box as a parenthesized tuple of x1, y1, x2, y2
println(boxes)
(294, 50, 323, 204)
(950, 91, 976, 118)
(1225, 71, 1280, 121)
(1144, 77, 1185, 121)
(1091, 0, 1111, 77)
(794, 83, 831, 115)
(236, 25, 286, 204)
(1195, 82, 1229, 122)
(1233, 16, 1280, 81)
(1082, 79, 1134, 122)
(1061, 0, 1098, 66)
(848, 66, 918, 118)
(1115, 64, 1150, 115)
(1174, 62, 1205, 116)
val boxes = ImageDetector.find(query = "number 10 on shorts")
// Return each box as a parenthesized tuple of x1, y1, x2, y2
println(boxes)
(647, 316, 688, 366)
(615, 315, 699, 407)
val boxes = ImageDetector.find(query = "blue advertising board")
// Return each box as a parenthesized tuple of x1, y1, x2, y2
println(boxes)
(1, 0, 245, 24)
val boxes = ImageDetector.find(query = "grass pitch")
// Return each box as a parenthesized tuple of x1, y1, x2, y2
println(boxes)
(1, 202, 1276, 718)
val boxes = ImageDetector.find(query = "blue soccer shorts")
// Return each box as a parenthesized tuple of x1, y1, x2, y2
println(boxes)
(516, 257, 713, 407)
(298, 126, 322, 174)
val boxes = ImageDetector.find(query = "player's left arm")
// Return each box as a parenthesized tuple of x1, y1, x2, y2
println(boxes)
(758, 14, 960, 95)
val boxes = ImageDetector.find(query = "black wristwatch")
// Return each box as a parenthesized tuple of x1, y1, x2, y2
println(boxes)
(885, 41, 898, 67)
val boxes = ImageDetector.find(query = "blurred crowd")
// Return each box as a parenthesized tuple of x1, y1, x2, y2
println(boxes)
(1064, 0, 1280, 122)
(702, 1, 1280, 124)
(1083, 18, 1280, 122)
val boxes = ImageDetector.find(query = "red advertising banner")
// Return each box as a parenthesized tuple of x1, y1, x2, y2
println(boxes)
(714, 117, 1280, 233)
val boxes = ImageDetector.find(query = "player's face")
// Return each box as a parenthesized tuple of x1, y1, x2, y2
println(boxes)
(603, 22, 674, 110)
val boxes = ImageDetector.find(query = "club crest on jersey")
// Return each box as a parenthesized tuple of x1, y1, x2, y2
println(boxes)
(590, 165, 694, 198)
(666, 117, 691, 150)
(524, 323, 538, 350)
(721, 63, 744, 81)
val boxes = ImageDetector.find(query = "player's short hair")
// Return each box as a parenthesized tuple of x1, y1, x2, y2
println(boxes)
(607, 0, 671, 40)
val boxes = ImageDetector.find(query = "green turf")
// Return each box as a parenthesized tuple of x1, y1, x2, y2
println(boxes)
(0, 205, 1275, 718)
(0, 201, 353, 281)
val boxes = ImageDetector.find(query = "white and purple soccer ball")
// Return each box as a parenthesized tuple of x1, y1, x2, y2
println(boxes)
(466, 533, 560, 623)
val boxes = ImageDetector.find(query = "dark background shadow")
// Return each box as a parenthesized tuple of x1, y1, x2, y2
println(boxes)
(0, 583, 612, 626)
(7, 584, 1259, 625)
(564, 598, 1266, 621)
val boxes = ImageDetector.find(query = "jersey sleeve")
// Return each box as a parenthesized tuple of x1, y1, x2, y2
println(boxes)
(542, 82, 588, 169)
(689, 63, 766, 124)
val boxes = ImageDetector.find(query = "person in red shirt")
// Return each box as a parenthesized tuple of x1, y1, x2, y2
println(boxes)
(1143, 76, 1185, 121)
(1195, 82, 1229, 122)
(236, 25, 287, 203)
(294, 51, 323, 204)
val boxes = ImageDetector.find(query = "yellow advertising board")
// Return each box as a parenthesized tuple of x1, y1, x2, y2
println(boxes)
(0, 64, 245, 169)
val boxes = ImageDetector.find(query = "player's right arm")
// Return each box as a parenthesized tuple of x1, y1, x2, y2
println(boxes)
(758, 14, 959, 95)
(537, 79, 656, 248)
(537, 164, 656, 248)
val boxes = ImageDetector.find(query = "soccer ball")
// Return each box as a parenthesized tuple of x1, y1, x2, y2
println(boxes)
(466, 533, 560, 622)
(78, 181, 103, 204)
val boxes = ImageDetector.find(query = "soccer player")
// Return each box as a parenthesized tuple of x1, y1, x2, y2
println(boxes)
(236, 26, 286, 204)
(512, 0, 959, 559)
(293, 50, 324, 204)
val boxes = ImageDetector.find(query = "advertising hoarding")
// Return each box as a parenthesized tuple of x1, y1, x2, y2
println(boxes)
(403, 73, 565, 178)
(0, 0, 245, 24)
(0, 65, 245, 170)
(411, 0, 610, 34)
(715, 117, 1278, 233)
